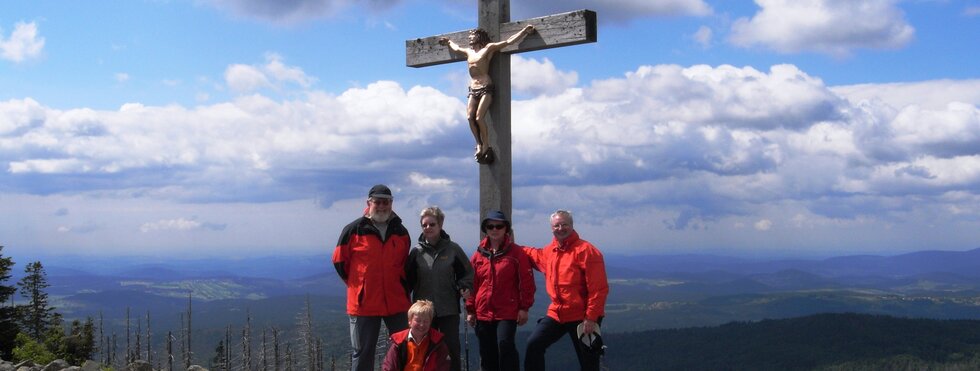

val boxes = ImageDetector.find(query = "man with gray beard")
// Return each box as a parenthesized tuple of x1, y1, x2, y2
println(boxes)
(333, 184, 412, 371)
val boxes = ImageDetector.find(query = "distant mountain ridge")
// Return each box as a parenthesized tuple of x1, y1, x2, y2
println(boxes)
(605, 247, 980, 279)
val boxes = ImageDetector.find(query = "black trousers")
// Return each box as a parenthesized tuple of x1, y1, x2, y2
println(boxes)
(525, 316, 604, 371)
(474, 319, 519, 371)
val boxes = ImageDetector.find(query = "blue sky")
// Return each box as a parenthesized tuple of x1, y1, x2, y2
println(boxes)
(1, 0, 979, 259)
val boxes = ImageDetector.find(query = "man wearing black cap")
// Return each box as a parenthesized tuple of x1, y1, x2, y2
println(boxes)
(332, 184, 412, 371)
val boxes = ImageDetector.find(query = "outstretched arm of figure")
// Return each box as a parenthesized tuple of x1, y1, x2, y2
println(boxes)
(486, 25, 535, 53)
(439, 37, 466, 54)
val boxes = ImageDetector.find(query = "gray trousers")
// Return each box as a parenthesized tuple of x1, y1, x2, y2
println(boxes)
(349, 313, 408, 371)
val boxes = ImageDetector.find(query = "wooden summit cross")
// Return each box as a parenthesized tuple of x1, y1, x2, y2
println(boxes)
(406, 1, 596, 223)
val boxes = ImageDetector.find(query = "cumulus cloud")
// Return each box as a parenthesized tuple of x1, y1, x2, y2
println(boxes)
(140, 218, 225, 232)
(692, 26, 712, 48)
(516, 0, 711, 24)
(409, 172, 453, 189)
(205, 0, 398, 23)
(225, 54, 316, 93)
(510, 63, 980, 226)
(0, 81, 463, 202)
(0, 21, 45, 63)
(2, 59, 979, 249)
(832, 80, 980, 110)
(511, 56, 578, 96)
(729, 0, 914, 56)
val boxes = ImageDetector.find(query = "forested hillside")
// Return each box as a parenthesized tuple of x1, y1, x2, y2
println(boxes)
(580, 313, 980, 370)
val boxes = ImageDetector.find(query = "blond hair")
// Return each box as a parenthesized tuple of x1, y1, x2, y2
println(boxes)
(407, 300, 435, 321)
(419, 206, 445, 226)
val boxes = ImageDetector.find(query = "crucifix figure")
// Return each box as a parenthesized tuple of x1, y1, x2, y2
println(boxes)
(407, 1, 597, 227)
(440, 25, 535, 164)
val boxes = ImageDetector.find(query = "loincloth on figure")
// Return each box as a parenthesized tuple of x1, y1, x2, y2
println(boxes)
(467, 84, 495, 99)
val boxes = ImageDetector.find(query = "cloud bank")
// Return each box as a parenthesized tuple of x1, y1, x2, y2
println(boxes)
(2, 56, 978, 255)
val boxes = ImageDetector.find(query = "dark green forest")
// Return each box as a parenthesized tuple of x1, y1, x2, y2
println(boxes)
(572, 313, 980, 371)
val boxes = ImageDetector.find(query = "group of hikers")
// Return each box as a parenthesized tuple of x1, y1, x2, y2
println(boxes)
(332, 184, 610, 371)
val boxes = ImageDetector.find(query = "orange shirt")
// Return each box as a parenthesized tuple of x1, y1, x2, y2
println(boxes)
(405, 334, 430, 371)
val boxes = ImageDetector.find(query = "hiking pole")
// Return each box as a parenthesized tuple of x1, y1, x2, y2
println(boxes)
(463, 319, 470, 371)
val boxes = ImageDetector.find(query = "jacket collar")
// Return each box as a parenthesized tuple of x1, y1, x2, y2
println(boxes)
(478, 235, 513, 258)
(551, 230, 581, 251)
(418, 229, 451, 249)
(391, 327, 444, 344)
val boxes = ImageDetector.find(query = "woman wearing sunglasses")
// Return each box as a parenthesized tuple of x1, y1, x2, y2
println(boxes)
(405, 206, 475, 371)
(465, 210, 536, 371)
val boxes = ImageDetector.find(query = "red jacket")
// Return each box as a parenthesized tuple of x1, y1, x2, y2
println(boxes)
(524, 230, 608, 323)
(382, 328, 450, 371)
(332, 214, 412, 316)
(465, 236, 535, 321)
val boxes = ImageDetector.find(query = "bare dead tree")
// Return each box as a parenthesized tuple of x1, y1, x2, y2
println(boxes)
(259, 329, 269, 371)
(135, 316, 142, 361)
(243, 308, 252, 371)
(297, 296, 316, 371)
(284, 343, 292, 371)
(225, 325, 232, 371)
(186, 293, 193, 369)
(318, 346, 324, 369)
(98, 311, 105, 367)
(110, 332, 118, 368)
(272, 327, 281, 371)
(179, 313, 186, 370)
(167, 330, 174, 371)
(146, 311, 152, 365)
(126, 307, 132, 365)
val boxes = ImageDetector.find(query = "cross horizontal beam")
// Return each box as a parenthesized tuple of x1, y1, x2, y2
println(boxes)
(405, 9, 597, 68)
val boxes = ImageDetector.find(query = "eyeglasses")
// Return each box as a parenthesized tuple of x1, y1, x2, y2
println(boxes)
(421, 222, 439, 228)
(485, 224, 506, 230)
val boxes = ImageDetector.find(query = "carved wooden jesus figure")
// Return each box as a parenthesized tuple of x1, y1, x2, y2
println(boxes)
(439, 25, 535, 163)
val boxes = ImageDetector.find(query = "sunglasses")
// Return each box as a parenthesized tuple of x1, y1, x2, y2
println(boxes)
(485, 223, 507, 230)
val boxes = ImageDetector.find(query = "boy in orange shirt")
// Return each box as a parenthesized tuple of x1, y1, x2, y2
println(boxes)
(383, 300, 451, 371)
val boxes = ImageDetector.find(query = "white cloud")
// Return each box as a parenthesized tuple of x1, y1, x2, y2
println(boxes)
(0, 21, 45, 63)
(263, 53, 316, 88)
(225, 64, 271, 93)
(140, 218, 226, 233)
(115, 73, 130, 83)
(729, 0, 914, 56)
(832, 80, 980, 110)
(3, 62, 979, 254)
(409, 172, 453, 189)
(224, 55, 317, 93)
(518, 0, 711, 24)
(692, 26, 712, 48)
(510, 64, 980, 228)
(512, 56, 578, 96)
(0, 81, 463, 201)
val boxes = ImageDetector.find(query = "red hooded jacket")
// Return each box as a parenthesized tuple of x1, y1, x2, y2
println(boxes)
(524, 230, 608, 323)
(332, 213, 412, 316)
(465, 236, 535, 321)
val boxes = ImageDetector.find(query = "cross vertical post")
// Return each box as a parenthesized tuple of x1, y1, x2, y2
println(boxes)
(406, 2, 597, 233)
(479, 0, 512, 225)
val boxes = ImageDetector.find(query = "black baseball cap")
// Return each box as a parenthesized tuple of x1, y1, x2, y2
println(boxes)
(368, 184, 393, 199)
